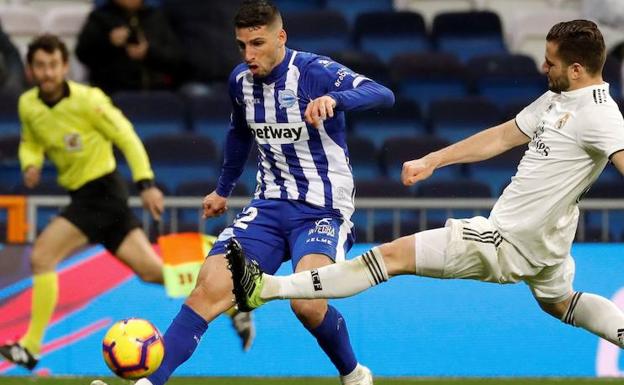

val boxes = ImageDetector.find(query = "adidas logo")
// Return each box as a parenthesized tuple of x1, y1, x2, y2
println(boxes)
(617, 328, 624, 344)
(311, 270, 323, 291)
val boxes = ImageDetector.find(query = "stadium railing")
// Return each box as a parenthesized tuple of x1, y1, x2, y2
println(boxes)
(24, 196, 624, 243)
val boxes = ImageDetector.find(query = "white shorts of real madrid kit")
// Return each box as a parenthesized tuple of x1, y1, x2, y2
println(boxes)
(414, 216, 575, 303)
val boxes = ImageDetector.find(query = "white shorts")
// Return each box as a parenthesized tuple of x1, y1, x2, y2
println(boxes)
(414, 216, 575, 303)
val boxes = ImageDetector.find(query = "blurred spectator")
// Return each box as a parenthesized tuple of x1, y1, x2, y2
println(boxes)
(163, 0, 240, 93)
(76, 0, 183, 94)
(0, 22, 26, 94)
(582, 0, 624, 51)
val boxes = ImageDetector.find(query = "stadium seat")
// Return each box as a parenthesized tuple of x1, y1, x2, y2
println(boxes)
(283, 10, 350, 55)
(174, 180, 250, 234)
(429, 97, 500, 142)
(346, 136, 382, 180)
(467, 145, 526, 194)
(354, 11, 429, 63)
(112, 91, 187, 140)
(583, 180, 624, 242)
(348, 99, 426, 148)
(187, 91, 232, 149)
(0, 134, 21, 190)
(416, 179, 493, 227)
(603, 56, 623, 100)
(0, 91, 20, 137)
(325, 0, 393, 25)
(380, 135, 462, 181)
(353, 177, 416, 242)
(142, 133, 220, 192)
(467, 54, 545, 108)
(273, 0, 323, 13)
(328, 51, 391, 87)
(389, 52, 468, 109)
(431, 11, 507, 63)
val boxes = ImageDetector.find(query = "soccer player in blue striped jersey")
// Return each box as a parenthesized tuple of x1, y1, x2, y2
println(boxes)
(118, 1, 395, 385)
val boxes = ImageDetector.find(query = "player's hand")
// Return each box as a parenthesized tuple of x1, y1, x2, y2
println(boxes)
(23, 166, 41, 188)
(401, 156, 438, 186)
(140, 186, 164, 221)
(110, 26, 130, 47)
(203, 191, 228, 218)
(304, 95, 336, 128)
(126, 37, 148, 61)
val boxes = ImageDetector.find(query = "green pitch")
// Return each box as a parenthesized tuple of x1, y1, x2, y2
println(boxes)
(0, 378, 622, 385)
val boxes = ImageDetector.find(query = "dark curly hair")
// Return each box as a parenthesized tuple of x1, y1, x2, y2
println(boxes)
(234, 0, 281, 29)
(27, 34, 69, 64)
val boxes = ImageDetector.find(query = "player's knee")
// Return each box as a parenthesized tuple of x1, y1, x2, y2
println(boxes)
(290, 299, 327, 328)
(538, 299, 569, 320)
(378, 235, 415, 275)
(30, 243, 56, 274)
(135, 268, 163, 284)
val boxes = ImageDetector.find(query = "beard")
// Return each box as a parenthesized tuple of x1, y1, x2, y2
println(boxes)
(547, 74, 570, 93)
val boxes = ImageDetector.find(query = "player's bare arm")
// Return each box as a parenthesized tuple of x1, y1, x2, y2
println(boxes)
(609, 150, 624, 175)
(140, 186, 164, 221)
(402, 119, 529, 186)
(202, 190, 228, 218)
(304, 95, 336, 128)
(23, 165, 41, 188)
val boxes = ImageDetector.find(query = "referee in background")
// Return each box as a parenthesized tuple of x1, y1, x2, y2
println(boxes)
(0, 34, 252, 370)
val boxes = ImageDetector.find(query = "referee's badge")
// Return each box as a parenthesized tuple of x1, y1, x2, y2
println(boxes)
(278, 89, 297, 109)
(64, 133, 83, 152)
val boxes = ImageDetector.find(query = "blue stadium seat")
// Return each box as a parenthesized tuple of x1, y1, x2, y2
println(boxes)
(174, 180, 250, 233)
(429, 97, 500, 142)
(0, 134, 20, 188)
(468, 54, 545, 108)
(352, 177, 417, 242)
(187, 92, 232, 149)
(348, 99, 425, 148)
(113, 91, 187, 139)
(347, 136, 382, 180)
(142, 133, 220, 192)
(416, 179, 493, 226)
(380, 136, 462, 181)
(273, 0, 324, 13)
(354, 11, 429, 63)
(0, 91, 20, 137)
(324, 0, 393, 25)
(432, 11, 507, 63)
(284, 11, 350, 54)
(390, 52, 468, 109)
(583, 180, 624, 242)
(603, 56, 623, 100)
(467, 145, 526, 194)
(328, 51, 391, 87)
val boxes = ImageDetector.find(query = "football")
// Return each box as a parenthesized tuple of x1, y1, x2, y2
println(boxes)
(101, 318, 165, 380)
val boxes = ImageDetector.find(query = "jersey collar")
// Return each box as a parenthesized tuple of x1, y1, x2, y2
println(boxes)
(560, 82, 609, 98)
(259, 48, 293, 84)
(38, 81, 71, 108)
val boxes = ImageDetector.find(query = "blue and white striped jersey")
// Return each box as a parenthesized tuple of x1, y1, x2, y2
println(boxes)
(217, 48, 394, 222)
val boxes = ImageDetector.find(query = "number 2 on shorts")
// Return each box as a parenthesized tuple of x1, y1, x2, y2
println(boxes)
(233, 207, 258, 230)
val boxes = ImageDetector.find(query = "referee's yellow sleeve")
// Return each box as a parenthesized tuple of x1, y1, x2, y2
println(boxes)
(88, 88, 155, 182)
(17, 96, 45, 172)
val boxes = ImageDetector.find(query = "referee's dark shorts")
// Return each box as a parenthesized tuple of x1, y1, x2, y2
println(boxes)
(60, 171, 141, 253)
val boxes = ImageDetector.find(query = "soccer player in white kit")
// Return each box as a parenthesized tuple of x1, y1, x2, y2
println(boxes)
(227, 19, 624, 351)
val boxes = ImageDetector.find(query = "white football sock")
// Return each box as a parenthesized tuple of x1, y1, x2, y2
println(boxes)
(260, 247, 388, 300)
(563, 292, 624, 347)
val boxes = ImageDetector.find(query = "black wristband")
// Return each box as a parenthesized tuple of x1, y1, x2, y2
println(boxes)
(136, 179, 156, 192)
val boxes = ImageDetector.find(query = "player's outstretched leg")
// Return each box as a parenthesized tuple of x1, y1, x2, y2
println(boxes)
(226, 238, 267, 311)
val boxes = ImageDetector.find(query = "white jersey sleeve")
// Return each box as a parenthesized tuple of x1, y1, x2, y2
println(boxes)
(515, 91, 555, 138)
(577, 105, 624, 158)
